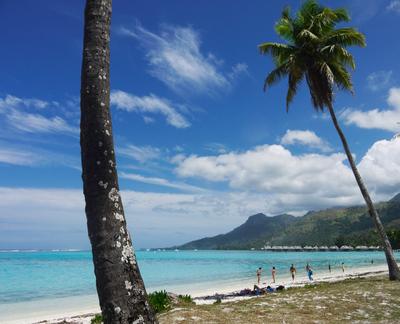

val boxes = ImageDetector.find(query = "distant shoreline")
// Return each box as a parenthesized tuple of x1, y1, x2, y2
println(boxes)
(153, 246, 386, 252)
(1, 247, 391, 253)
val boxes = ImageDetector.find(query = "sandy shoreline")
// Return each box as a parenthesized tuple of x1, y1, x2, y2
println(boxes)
(0, 264, 388, 324)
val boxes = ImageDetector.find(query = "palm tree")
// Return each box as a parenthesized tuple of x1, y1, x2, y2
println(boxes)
(259, 0, 400, 280)
(80, 0, 158, 322)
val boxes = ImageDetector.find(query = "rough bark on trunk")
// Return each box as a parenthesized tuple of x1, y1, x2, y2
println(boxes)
(80, 0, 158, 322)
(327, 102, 400, 281)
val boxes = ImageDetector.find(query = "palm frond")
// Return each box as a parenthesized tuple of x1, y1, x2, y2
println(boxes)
(263, 64, 288, 91)
(275, 17, 294, 42)
(321, 45, 355, 69)
(298, 29, 319, 42)
(332, 8, 350, 23)
(329, 62, 353, 92)
(324, 28, 366, 47)
(286, 69, 304, 111)
(258, 42, 294, 66)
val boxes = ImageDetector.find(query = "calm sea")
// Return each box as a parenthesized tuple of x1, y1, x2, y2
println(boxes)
(0, 250, 396, 304)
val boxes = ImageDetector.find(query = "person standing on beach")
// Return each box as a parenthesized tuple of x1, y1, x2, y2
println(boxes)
(306, 263, 313, 281)
(272, 266, 276, 283)
(341, 262, 345, 273)
(256, 267, 262, 284)
(328, 263, 331, 273)
(290, 264, 296, 281)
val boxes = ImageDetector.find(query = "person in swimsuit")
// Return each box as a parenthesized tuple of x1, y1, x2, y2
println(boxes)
(290, 264, 296, 281)
(306, 263, 313, 281)
(256, 267, 262, 285)
(272, 266, 276, 283)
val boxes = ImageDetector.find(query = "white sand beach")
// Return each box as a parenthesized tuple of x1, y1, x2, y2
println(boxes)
(0, 264, 389, 324)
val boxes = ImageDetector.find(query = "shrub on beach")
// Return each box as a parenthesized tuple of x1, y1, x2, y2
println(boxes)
(148, 290, 171, 313)
(91, 314, 103, 324)
(178, 294, 194, 304)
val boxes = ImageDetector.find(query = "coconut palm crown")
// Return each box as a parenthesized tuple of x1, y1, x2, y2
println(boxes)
(259, 0, 365, 111)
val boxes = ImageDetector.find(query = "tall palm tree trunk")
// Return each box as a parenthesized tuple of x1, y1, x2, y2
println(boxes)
(327, 102, 400, 281)
(80, 0, 158, 322)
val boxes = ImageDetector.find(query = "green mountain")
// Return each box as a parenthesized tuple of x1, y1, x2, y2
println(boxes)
(177, 195, 400, 250)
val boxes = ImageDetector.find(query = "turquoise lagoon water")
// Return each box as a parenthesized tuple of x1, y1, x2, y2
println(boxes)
(0, 250, 396, 304)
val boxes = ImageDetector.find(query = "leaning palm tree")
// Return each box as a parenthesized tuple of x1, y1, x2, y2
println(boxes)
(259, 0, 400, 280)
(80, 0, 158, 322)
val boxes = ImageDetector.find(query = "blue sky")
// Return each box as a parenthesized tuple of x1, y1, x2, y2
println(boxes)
(1, 0, 400, 249)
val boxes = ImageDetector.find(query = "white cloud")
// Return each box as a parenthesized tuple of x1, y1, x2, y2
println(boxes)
(118, 145, 161, 163)
(175, 144, 357, 197)
(0, 148, 43, 166)
(341, 87, 400, 132)
(175, 137, 400, 206)
(0, 143, 80, 168)
(359, 135, 400, 196)
(1, 137, 400, 248)
(0, 94, 49, 110)
(119, 24, 244, 95)
(367, 70, 393, 91)
(229, 63, 249, 80)
(281, 129, 332, 152)
(143, 116, 155, 124)
(120, 172, 205, 192)
(0, 94, 78, 135)
(204, 142, 229, 154)
(387, 0, 400, 13)
(111, 90, 190, 128)
(0, 188, 272, 248)
(7, 109, 78, 135)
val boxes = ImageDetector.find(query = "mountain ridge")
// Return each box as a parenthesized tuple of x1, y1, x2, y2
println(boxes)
(175, 194, 400, 250)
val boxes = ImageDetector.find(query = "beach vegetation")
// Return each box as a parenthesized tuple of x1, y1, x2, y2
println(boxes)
(91, 314, 103, 324)
(178, 294, 194, 304)
(148, 290, 172, 313)
(258, 0, 400, 280)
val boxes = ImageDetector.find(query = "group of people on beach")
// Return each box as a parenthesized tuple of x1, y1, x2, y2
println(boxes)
(256, 261, 350, 284)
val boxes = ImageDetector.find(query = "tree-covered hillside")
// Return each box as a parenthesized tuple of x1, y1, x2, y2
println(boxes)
(176, 194, 400, 250)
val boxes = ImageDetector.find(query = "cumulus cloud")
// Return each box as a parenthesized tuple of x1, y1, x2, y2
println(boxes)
(175, 144, 357, 197)
(341, 87, 400, 132)
(111, 90, 190, 128)
(281, 129, 332, 152)
(367, 70, 393, 91)
(0, 94, 78, 135)
(119, 24, 245, 95)
(175, 137, 400, 206)
(359, 135, 400, 196)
